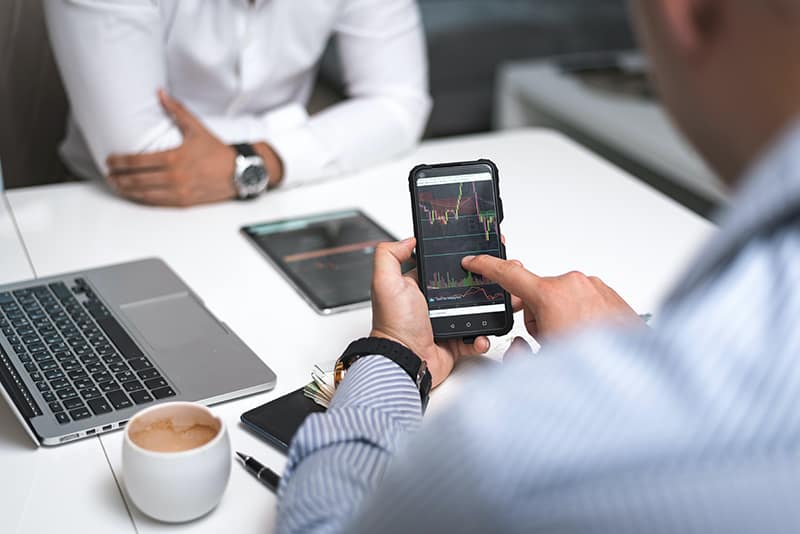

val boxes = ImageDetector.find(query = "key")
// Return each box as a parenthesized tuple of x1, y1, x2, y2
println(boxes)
(129, 390, 153, 405)
(151, 386, 176, 400)
(87, 397, 113, 415)
(106, 390, 132, 410)
(55, 412, 70, 424)
(144, 377, 167, 390)
(63, 397, 84, 411)
(69, 408, 91, 421)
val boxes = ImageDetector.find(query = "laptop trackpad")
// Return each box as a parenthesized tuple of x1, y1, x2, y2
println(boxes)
(122, 294, 225, 350)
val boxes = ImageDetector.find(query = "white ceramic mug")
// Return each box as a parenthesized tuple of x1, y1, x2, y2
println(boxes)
(122, 402, 231, 523)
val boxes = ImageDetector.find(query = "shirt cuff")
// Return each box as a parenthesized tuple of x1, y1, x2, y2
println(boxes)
(267, 123, 338, 188)
(329, 355, 423, 423)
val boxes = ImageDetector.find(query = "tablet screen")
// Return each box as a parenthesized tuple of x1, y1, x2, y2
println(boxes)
(242, 210, 400, 313)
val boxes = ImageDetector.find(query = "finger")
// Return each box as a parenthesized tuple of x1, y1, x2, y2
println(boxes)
(510, 294, 524, 313)
(503, 337, 534, 362)
(402, 267, 419, 283)
(107, 150, 175, 173)
(109, 170, 175, 192)
(118, 187, 184, 207)
(446, 336, 490, 357)
(373, 238, 417, 281)
(461, 255, 540, 303)
(158, 89, 201, 133)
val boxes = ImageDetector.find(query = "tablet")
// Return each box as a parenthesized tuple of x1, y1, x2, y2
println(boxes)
(242, 210, 401, 314)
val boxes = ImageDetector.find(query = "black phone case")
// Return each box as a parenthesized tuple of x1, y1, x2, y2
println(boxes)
(240, 387, 326, 453)
(408, 159, 514, 341)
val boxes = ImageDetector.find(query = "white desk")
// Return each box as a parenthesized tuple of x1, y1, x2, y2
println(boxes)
(4, 129, 714, 533)
(0, 195, 135, 534)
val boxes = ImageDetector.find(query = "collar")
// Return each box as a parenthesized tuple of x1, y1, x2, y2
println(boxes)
(666, 118, 800, 303)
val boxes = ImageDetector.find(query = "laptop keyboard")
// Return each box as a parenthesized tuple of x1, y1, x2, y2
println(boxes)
(0, 278, 175, 425)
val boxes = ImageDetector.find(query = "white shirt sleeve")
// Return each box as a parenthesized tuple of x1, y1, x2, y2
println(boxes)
(44, 0, 183, 175)
(270, 0, 432, 187)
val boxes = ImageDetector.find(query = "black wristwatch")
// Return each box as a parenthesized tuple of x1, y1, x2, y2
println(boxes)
(334, 337, 432, 412)
(231, 143, 269, 200)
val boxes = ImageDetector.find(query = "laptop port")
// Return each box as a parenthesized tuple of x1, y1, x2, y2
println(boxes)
(86, 429, 96, 435)
(118, 420, 128, 427)
(59, 433, 79, 443)
(102, 425, 112, 431)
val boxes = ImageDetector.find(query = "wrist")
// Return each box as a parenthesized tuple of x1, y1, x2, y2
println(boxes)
(253, 142, 284, 187)
(369, 329, 422, 361)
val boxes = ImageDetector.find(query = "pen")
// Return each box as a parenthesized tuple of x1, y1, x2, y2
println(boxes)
(236, 451, 281, 493)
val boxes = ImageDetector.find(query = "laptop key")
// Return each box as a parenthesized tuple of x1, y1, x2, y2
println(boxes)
(33, 351, 51, 362)
(128, 357, 152, 371)
(129, 389, 153, 405)
(48, 401, 63, 413)
(67, 369, 88, 380)
(151, 386, 176, 400)
(30, 371, 42, 382)
(38, 359, 58, 371)
(12, 344, 25, 354)
(92, 371, 111, 383)
(80, 387, 102, 399)
(63, 397, 84, 411)
(61, 359, 81, 371)
(106, 390, 133, 410)
(42, 390, 56, 403)
(49, 283, 72, 301)
(18, 353, 32, 364)
(35, 381, 50, 392)
(74, 378, 93, 390)
(69, 408, 91, 421)
(50, 379, 69, 390)
(87, 397, 113, 415)
(108, 362, 128, 374)
(98, 380, 119, 393)
(0, 292, 13, 304)
(122, 380, 144, 392)
(56, 387, 78, 400)
(45, 369, 65, 381)
(86, 361, 105, 374)
(137, 368, 160, 380)
(144, 377, 167, 390)
(55, 412, 70, 425)
(24, 362, 36, 373)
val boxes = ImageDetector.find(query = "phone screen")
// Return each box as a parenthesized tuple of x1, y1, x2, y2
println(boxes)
(413, 164, 511, 337)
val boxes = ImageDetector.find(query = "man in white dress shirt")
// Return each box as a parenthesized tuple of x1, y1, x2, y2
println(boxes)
(44, 0, 431, 206)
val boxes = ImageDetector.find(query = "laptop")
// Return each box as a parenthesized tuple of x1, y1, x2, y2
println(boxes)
(0, 258, 276, 446)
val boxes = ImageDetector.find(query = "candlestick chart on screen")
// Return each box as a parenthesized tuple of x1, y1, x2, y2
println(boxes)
(418, 179, 505, 309)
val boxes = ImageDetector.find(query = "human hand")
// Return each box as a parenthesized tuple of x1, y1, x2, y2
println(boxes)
(370, 238, 490, 387)
(106, 91, 280, 207)
(462, 255, 642, 341)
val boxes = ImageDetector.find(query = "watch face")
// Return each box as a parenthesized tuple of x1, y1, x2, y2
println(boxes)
(242, 165, 267, 187)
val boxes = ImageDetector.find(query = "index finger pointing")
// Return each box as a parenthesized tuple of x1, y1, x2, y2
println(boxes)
(461, 255, 540, 303)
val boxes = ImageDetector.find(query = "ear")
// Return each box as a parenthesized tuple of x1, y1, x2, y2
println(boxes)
(657, 0, 721, 53)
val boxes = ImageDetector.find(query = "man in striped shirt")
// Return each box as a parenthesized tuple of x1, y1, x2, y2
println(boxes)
(277, 1, 800, 532)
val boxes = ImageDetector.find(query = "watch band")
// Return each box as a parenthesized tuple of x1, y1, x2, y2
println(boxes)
(232, 143, 258, 158)
(335, 337, 432, 412)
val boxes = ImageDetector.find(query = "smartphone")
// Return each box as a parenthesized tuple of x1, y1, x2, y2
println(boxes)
(241, 387, 326, 452)
(409, 159, 514, 341)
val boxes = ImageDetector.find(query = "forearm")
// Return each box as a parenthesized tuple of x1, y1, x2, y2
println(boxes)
(275, 355, 422, 534)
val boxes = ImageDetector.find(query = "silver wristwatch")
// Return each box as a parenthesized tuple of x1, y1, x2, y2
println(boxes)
(232, 143, 269, 200)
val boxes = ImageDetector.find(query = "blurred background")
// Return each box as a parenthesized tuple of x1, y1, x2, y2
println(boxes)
(0, 0, 726, 215)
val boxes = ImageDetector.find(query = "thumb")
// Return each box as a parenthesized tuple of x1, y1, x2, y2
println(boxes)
(158, 89, 200, 134)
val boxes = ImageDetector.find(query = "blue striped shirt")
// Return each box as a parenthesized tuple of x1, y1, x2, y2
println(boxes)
(276, 121, 800, 533)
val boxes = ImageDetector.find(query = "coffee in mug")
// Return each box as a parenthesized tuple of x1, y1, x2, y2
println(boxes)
(122, 402, 231, 523)
(129, 417, 219, 453)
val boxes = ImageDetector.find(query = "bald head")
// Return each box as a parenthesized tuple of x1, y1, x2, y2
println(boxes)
(629, 0, 800, 185)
